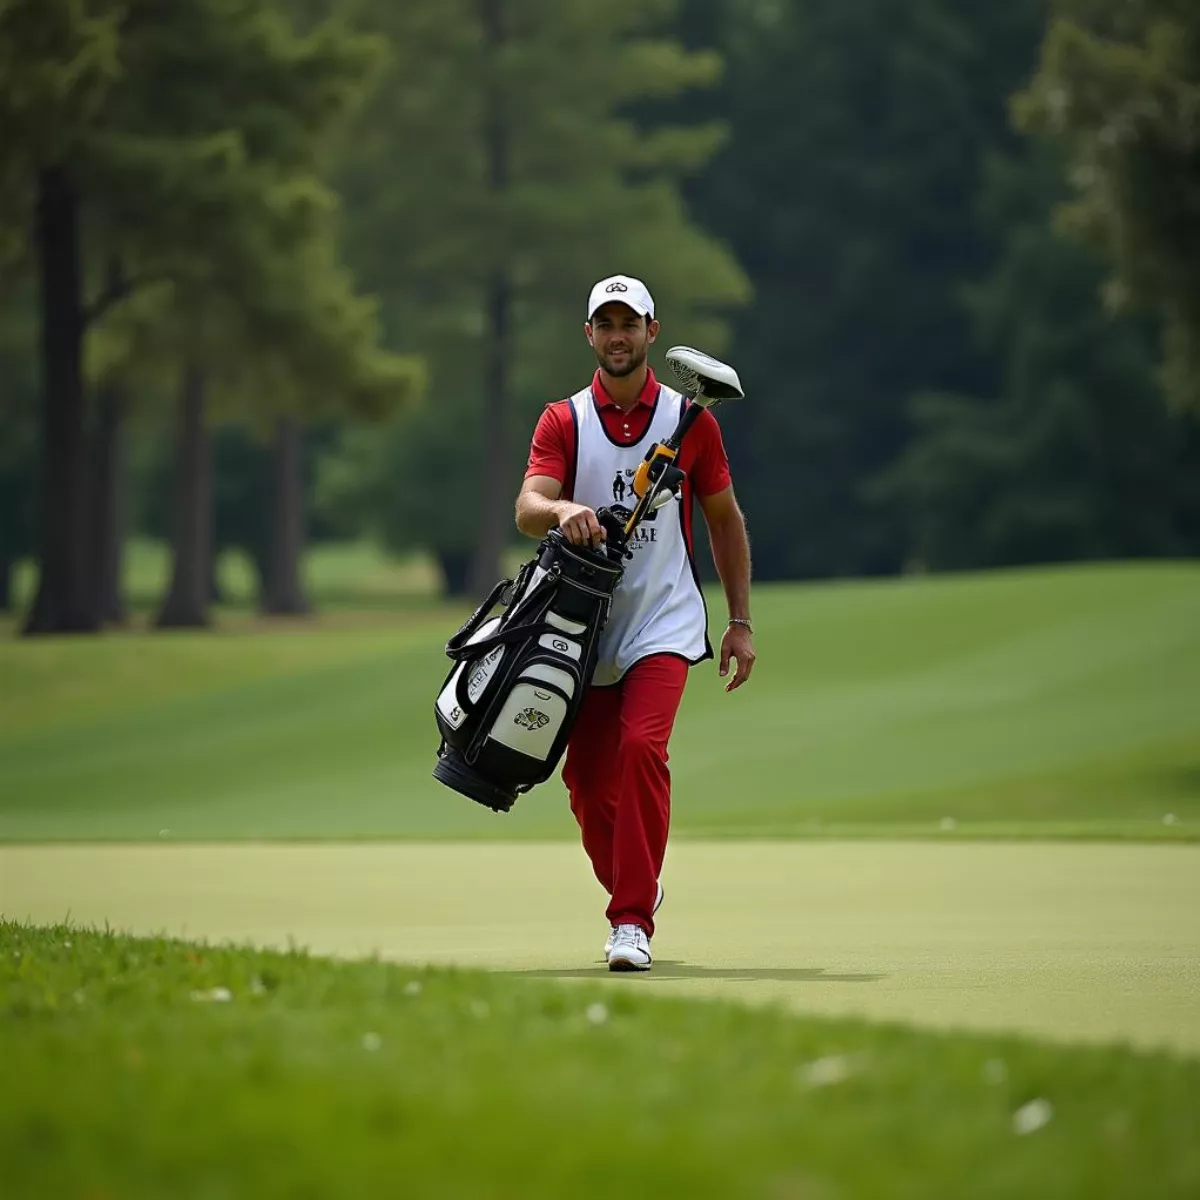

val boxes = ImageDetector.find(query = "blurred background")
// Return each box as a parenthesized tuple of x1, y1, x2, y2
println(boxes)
(2, 0, 1198, 634)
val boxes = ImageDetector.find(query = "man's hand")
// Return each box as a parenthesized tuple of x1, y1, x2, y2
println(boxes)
(555, 501, 605, 548)
(718, 623, 756, 692)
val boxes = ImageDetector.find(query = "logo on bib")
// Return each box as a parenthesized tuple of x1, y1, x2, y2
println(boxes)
(514, 708, 550, 731)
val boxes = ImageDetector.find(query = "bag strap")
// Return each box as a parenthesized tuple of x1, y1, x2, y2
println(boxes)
(444, 577, 513, 656)
(447, 612, 557, 663)
(446, 570, 562, 660)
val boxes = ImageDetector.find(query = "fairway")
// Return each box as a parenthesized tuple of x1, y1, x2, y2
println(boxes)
(4, 840, 1198, 1055)
(2, 562, 1199, 842)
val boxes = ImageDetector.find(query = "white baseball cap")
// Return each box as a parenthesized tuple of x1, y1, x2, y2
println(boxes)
(586, 274, 655, 322)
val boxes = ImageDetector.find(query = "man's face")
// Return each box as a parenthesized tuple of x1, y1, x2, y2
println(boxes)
(586, 303, 659, 377)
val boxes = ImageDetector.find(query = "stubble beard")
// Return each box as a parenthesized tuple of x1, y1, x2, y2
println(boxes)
(596, 343, 647, 378)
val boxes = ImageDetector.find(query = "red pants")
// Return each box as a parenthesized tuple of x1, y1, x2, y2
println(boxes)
(561, 654, 690, 937)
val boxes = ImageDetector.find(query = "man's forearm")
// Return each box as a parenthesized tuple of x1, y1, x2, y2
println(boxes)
(515, 491, 565, 539)
(708, 511, 752, 621)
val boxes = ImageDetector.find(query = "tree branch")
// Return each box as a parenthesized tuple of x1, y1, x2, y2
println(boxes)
(83, 271, 171, 326)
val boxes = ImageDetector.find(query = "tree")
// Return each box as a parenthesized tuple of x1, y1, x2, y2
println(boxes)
(0, 298, 39, 612)
(674, 0, 1047, 579)
(316, 405, 483, 595)
(0, 0, 386, 633)
(86, 256, 130, 624)
(135, 232, 419, 627)
(1017, 0, 1200, 412)
(333, 0, 749, 595)
(879, 145, 1200, 568)
(157, 365, 213, 627)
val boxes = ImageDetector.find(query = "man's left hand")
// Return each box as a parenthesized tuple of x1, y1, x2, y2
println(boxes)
(718, 625, 756, 693)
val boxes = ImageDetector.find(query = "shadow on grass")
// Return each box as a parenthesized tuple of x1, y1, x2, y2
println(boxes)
(507, 961, 886, 984)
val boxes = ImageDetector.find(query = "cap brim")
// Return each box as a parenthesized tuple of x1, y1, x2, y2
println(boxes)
(588, 299, 652, 321)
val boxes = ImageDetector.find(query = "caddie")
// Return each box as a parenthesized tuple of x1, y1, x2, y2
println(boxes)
(515, 274, 755, 971)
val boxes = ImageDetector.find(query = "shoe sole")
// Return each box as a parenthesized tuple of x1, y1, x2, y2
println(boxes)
(608, 956, 651, 973)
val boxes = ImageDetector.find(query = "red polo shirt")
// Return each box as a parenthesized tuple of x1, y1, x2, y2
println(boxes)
(525, 369, 732, 556)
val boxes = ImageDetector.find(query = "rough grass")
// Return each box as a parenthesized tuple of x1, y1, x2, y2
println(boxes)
(3, 921, 1198, 1200)
(1, 560, 1198, 841)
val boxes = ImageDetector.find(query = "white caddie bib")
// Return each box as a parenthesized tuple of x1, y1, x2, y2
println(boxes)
(569, 384, 710, 685)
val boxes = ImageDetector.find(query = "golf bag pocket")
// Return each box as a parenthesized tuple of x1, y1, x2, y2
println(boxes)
(488, 661, 577, 760)
(434, 617, 503, 731)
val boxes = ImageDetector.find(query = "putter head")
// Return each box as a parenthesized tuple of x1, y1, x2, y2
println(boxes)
(665, 346, 744, 406)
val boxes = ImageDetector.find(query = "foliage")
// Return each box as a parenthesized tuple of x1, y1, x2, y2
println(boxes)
(0, 0, 421, 631)
(5, 0, 1200, 598)
(1017, 0, 1200, 412)
(325, 0, 749, 587)
(880, 145, 1200, 569)
(675, 0, 1048, 579)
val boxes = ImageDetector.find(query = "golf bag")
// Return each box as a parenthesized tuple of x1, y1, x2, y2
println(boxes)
(431, 345, 744, 814)
(433, 512, 627, 813)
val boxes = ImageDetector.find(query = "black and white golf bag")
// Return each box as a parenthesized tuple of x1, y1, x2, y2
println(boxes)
(433, 519, 626, 813)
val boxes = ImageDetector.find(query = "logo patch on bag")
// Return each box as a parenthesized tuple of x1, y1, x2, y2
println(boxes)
(514, 707, 550, 731)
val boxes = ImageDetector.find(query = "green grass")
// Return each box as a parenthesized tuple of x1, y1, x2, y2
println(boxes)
(9, 537, 446, 616)
(1, 561, 1198, 841)
(3, 922, 1197, 1199)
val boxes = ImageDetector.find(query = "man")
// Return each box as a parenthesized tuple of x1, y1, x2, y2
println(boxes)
(515, 274, 755, 972)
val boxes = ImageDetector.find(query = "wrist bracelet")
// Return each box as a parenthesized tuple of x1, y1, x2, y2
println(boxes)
(728, 618, 753, 632)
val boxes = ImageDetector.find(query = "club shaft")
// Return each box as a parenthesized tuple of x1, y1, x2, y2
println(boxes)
(664, 396, 704, 451)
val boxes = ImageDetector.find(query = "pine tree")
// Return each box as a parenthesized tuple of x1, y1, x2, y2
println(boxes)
(1017, 0, 1200, 412)
(0, 0, 407, 632)
(878, 145, 1200, 568)
(677, 0, 1047, 579)
(331, 0, 748, 594)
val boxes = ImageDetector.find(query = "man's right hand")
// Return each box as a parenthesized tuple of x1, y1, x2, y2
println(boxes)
(554, 502, 605, 548)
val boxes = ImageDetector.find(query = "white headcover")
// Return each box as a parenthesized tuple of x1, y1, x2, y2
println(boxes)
(587, 275, 655, 322)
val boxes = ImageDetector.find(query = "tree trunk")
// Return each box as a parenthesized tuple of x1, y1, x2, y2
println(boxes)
(0, 555, 11, 613)
(24, 166, 98, 634)
(437, 549, 472, 598)
(469, 0, 512, 599)
(90, 380, 126, 624)
(261, 415, 311, 615)
(209, 555, 224, 605)
(156, 366, 212, 629)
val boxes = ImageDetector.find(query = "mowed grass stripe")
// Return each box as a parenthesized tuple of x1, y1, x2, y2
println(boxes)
(0, 563, 1197, 840)
(3, 922, 1198, 1200)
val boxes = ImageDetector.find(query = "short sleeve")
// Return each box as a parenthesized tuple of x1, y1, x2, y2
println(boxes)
(524, 402, 573, 485)
(686, 406, 733, 497)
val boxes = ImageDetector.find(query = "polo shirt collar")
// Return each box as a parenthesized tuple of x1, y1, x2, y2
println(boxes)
(592, 367, 659, 410)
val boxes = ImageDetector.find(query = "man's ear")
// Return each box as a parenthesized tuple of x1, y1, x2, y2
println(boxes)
(584, 321, 594, 346)
(647, 318, 660, 344)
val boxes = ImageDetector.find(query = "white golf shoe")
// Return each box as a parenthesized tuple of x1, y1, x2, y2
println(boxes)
(604, 882, 663, 962)
(607, 924, 652, 972)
